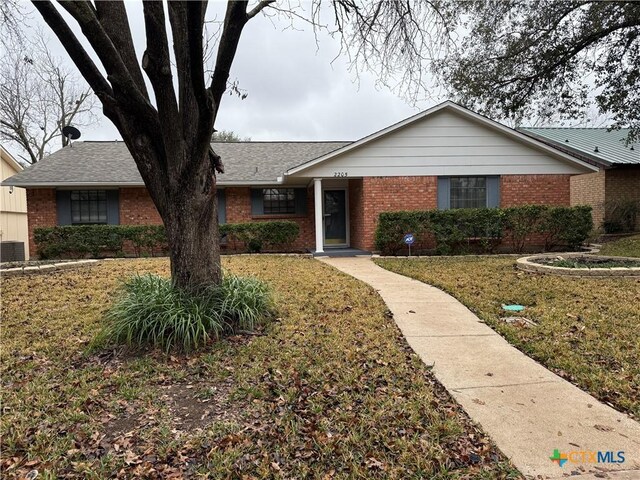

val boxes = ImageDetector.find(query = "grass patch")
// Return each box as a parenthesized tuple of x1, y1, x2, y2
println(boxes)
(375, 257, 640, 418)
(98, 272, 273, 352)
(1, 257, 518, 479)
(599, 234, 640, 258)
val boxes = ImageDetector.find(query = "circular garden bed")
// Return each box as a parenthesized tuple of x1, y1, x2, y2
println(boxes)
(517, 254, 640, 276)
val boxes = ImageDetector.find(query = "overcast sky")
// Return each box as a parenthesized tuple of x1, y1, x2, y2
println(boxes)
(16, 1, 437, 147)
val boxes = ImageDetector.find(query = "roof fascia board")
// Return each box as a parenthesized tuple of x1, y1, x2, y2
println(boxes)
(1, 179, 293, 188)
(217, 179, 285, 186)
(0, 181, 145, 188)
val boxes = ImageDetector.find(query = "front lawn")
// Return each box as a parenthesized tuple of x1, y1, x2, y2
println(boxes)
(598, 234, 640, 258)
(1, 257, 517, 479)
(375, 257, 640, 418)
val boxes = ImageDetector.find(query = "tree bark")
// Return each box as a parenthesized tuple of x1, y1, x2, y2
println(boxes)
(164, 189, 222, 290)
(161, 148, 221, 290)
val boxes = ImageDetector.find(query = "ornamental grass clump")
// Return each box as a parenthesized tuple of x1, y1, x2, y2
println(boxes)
(99, 273, 273, 352)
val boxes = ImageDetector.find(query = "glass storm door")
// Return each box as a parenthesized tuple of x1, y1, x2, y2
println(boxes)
(323, 190, 347, 246)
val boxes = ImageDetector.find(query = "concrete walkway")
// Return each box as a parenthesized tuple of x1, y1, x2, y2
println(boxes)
(320, 257, 640, 480)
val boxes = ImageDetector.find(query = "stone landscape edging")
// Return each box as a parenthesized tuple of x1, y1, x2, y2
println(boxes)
(1, 259, 100, 277)
(516, 253, 640, 277)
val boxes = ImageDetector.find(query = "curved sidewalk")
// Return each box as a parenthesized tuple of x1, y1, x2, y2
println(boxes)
(320, 257, 640, 479)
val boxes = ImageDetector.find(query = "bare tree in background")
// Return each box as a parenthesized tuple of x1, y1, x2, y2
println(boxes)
(0, 29, 97, 165)
(0, 0, 26, 46)
(28, 0, 454, 290)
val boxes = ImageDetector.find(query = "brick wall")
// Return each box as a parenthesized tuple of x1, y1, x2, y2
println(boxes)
(355, 176, 438, 250)
(25, 188, 57, 256)
(569, 167, 640, 231)
(27, 186, 316, 256)
(224, 186, 315, 250)
(119, 186, 316, 251)
(605, 168, 640, 204)
(570, 170, 606, 229)
(501, 174, 571, 207)
(604, 166, 640, 231)
(119, 187, 163, 225)
(348, 179, 365, 249)
(499, 174, 572, 249)
(225, 187, 252, 223)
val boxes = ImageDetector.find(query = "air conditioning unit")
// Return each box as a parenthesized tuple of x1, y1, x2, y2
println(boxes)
(1, 241, 26, 262)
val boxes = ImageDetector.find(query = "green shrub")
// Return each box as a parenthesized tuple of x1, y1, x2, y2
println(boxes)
(428, 210, 469, 255)
(375, 209, 503, 255)
(374, 205, 592, 255)
(124, 225, 168, 257)
(97, 273, 273, 352)
(220, 221, 300, 253)
(539, 205, 593, 250)
(502, 205, 546, 253)
(430, 208, 503, 255)
(34, 221, 300, 259)
(374, 211, 430, 255)
(34, 224, 138, 259)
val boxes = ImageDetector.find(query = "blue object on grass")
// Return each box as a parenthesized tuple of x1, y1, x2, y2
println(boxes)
(502, 304, 525, 312)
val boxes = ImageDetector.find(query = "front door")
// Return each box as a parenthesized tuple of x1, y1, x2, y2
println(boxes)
(323, 189, 348, 246)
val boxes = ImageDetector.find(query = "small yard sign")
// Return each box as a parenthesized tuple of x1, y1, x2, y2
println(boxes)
(403, 233, 415, 256)
(403, 233, 415, 245)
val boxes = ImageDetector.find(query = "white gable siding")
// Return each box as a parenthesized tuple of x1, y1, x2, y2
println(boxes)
(293, 110, 588, 178)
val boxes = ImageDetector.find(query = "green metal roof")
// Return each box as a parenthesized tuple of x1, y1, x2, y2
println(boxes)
(521, 128, 638, 166)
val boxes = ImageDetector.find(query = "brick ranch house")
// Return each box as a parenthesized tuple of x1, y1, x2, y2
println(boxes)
(521, 127, 640, 232)
(4, 101, 617, 257)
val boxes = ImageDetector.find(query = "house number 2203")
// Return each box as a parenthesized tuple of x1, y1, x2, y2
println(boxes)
(333, 172, 348, 177)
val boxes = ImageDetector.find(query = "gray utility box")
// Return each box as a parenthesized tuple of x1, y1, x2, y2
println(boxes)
(1, 241, 26, 262)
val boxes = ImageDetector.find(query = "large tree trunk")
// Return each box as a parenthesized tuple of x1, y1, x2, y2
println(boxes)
(160, 154, 222, 291)
(164, 191, 221, 291)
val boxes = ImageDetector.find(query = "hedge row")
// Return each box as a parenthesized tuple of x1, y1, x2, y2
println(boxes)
(222, 221, 300, 253)
(34, 221, 300, 259)
(374, 205, 593, 255)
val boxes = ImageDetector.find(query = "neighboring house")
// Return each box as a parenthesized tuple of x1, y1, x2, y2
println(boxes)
(0, 146, 29, 260)
(2, 101, 598, 256)
(521, 128, 639, 232)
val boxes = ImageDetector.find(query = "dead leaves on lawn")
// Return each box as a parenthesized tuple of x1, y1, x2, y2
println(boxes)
(2, 257, 517, 479)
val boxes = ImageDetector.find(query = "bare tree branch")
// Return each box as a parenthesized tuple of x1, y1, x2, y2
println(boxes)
(0, 29, 98, 163)
(32, 1, 114, 102)
(247, 0, 276, 20)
